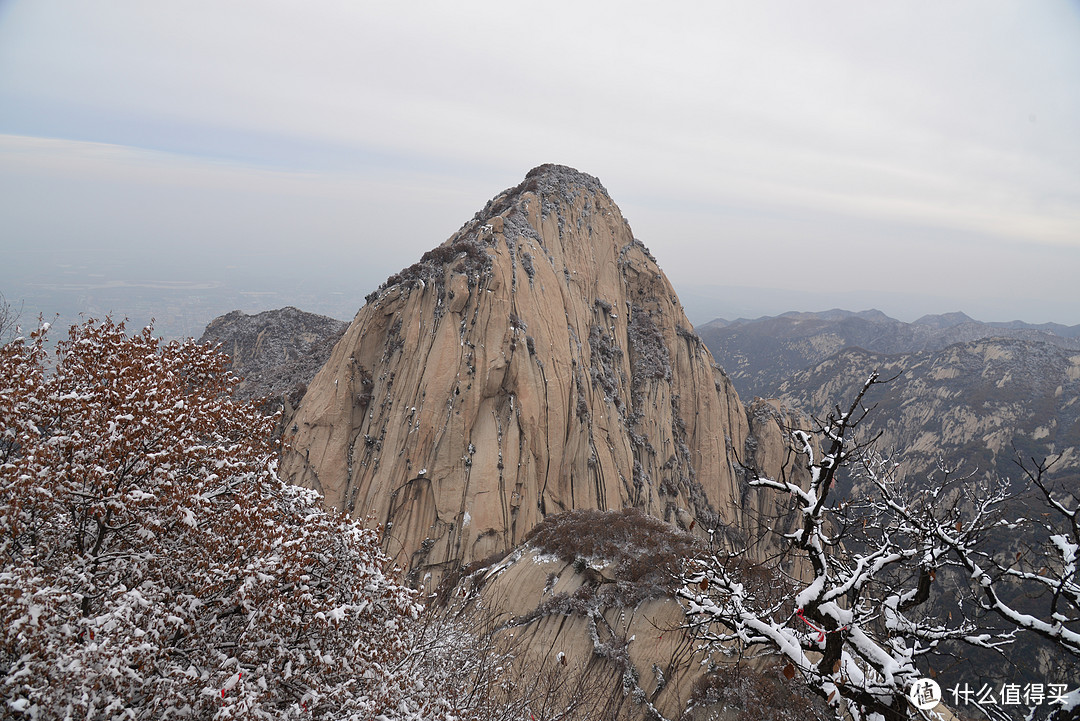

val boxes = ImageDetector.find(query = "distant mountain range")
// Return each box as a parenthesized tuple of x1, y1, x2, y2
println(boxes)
(782, 337, 1078, 486)
(699, 309, 1080, 400)
(699, 309, 1080, 487)
(699, 308, 1080, 692)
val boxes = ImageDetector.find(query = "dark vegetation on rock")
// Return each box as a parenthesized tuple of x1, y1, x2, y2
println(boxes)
(364, 235, 493, 305)
(628, 307, 672, 385)
(523, 508, 704, 603)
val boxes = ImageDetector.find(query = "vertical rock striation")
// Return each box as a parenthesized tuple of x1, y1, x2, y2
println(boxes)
(282, 164, 786, 580)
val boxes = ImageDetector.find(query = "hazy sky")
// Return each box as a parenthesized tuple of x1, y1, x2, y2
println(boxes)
(2, 1, 1079, 327)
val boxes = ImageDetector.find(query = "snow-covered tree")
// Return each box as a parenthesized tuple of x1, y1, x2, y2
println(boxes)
(679, 372, 1080, 721)
(0, 318, 475, 720)
(0, 292, 21, 345)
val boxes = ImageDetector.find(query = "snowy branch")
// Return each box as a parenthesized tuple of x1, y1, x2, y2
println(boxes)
(680, 371, 1077, 721)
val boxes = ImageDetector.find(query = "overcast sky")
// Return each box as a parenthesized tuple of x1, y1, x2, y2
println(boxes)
(2, 0, 1079, 327)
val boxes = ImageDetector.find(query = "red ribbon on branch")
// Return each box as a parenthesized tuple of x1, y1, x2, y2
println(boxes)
(221, 671, 242, 699)
(796, 608, 849, 643)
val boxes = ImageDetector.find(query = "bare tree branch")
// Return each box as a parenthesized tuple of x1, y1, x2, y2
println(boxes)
(680, 372, 1078, 721)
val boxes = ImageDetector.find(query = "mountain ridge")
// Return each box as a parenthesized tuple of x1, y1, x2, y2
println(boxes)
(699, 308, 1080, 399)
(279, 164, 800, 582)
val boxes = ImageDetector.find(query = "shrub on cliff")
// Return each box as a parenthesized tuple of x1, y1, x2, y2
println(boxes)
(524, 507, 703, 603)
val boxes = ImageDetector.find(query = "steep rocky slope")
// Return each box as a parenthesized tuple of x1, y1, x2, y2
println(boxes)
(700, 309, 1080, 399)
(281, 165, 797, 581)
(198, 307, 347, 407)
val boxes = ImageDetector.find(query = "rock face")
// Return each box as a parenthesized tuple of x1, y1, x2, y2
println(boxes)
(198, 307, 348, 407)
(281, 165, 789, 579)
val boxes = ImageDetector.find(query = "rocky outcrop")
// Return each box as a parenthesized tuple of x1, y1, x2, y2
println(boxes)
(470, 510, 710, 720)
(447, 508, 831, 721)
(281, 164, 793, 581)
(199, 307, 347, 408)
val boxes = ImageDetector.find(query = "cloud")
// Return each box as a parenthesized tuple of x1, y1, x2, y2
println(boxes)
(0, 134, 491, 289)
(1, 0, 1079, 323)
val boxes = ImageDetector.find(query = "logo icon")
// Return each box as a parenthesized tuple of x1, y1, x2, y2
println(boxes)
(909, 678, 942, 710)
